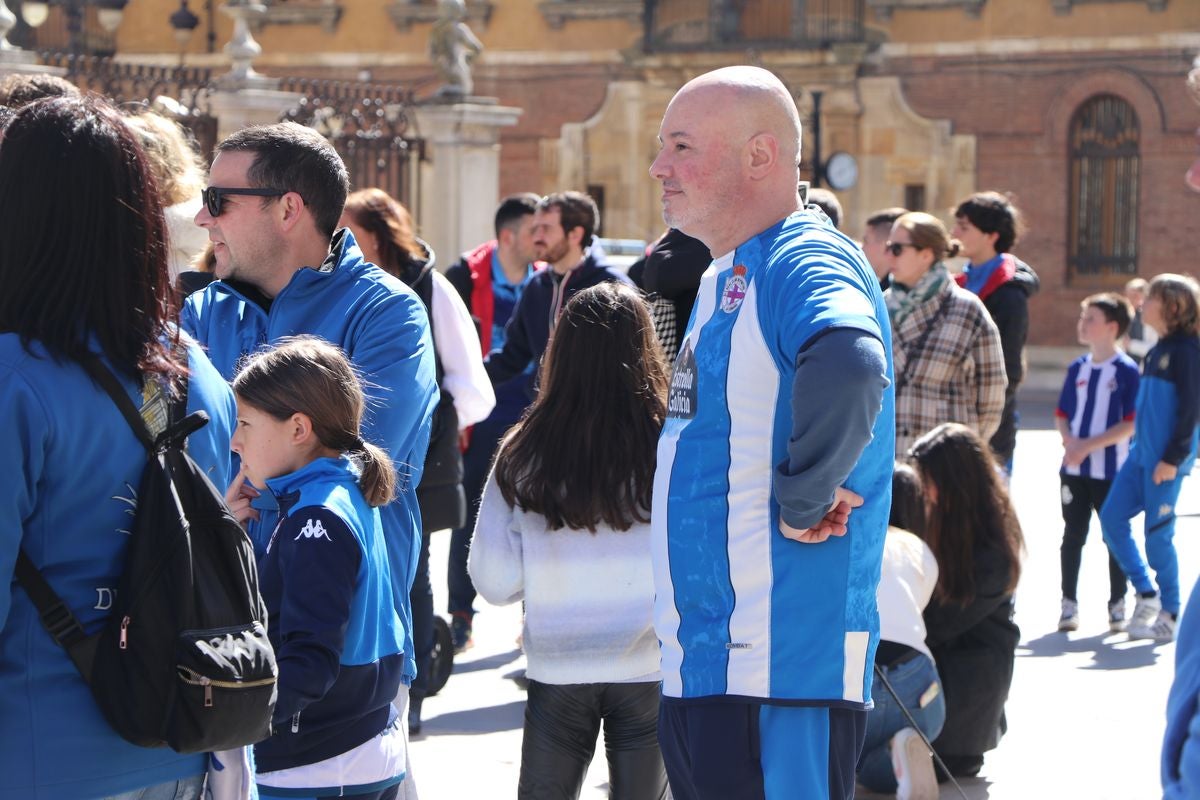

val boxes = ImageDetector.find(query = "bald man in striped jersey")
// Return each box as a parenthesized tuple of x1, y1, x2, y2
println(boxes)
(648, 66, 895, 800)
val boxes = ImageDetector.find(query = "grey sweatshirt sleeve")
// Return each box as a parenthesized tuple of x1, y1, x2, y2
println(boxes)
(773, 327, 889, 530)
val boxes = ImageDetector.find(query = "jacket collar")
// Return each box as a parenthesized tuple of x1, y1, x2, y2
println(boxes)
(265, 455, 359, 506)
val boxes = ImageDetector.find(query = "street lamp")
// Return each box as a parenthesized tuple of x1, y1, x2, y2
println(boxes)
(20, 1, 50, 28)
(169, 0, 199, 60)
(18, 0, 127, 55)
(94, 0, 126, 34)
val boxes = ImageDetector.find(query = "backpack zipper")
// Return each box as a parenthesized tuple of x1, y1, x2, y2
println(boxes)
(119, 615, 130, 649)
(177, 666, 276, 708)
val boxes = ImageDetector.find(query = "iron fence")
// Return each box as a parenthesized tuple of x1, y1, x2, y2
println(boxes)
(279, 77, 424, 219)
(38, 52, 218, 154)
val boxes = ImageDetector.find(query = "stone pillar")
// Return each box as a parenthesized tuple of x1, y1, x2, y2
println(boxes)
(206, 0, 301, 141)
(0, 0, 64, 81)
(209, 84, 303, 141)
(411, 99, 521, 268)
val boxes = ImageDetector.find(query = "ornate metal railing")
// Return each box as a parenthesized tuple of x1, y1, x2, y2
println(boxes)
(279, 78, 425, 217)
(38, 53, 218, 154)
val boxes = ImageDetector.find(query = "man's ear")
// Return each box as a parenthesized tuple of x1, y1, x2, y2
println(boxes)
(278, 191, 308, 233)
(567, 225, 586, 250)
(746, 132, 778, 179)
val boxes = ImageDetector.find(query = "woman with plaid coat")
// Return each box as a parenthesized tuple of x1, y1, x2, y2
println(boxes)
(884, 212, 1007, 457)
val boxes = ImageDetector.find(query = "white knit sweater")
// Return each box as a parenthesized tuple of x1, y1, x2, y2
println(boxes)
(468, 471, 661, 685)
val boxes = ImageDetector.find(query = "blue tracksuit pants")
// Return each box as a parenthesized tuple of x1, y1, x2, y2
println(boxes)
(1100, 458, 1186, 614)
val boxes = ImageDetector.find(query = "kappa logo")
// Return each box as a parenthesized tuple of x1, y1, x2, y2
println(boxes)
(295, 518, 332, 541)
(1158, 504, 1174, 520)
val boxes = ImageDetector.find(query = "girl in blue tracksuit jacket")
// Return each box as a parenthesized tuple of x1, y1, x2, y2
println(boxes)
(228, 337, 408, 800)
(1101, 274, 1200, 643)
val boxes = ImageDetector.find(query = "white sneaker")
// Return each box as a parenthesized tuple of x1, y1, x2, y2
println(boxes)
(1058, 598, 1080, 632)
(891, 727, 938, 800)
(1129, 609, 1177, 642)
(1108, 599, 1127, 633)
(1128, 594, 1162, 634)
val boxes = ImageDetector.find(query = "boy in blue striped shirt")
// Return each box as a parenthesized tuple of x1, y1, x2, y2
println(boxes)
(1055, 292, 1139, 633)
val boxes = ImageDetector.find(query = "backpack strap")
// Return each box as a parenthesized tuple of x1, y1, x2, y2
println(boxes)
(79, 357, 156, 453)
(15, 550, 98, 679)
(14, 354, 177, 682)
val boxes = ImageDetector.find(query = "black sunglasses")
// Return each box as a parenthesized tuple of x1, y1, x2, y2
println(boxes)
(202, 186, 288, 217)
(885, 242, 922, 257)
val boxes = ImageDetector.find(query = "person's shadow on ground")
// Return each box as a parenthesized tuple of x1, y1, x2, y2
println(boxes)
(1019, 631, 1165, 670)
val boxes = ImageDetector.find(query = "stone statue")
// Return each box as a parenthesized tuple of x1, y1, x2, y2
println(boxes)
(430, 0, 483, 98)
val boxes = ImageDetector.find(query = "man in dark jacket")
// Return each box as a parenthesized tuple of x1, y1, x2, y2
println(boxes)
(484, 190, 631, 391)
(628, 228, 711, 361)
(444, 193, 541, 653)
(953, 192, 1040, 473)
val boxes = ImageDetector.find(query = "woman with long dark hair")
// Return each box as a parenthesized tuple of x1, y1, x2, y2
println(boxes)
(908, 423, 1024, 780)
(469, 282, 669, 799)
(340, 187, 494, 734)
(0, 96, 237, 799)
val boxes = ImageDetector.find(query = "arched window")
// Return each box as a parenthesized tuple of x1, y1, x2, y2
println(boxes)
(1068, 95, 1139, 283)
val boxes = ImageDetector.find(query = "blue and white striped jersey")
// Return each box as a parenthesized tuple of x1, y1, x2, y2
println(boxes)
(1056, 353, 1139, 480)
(652, 212, 895, 708)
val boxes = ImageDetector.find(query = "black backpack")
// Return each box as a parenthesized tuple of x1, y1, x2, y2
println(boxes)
(16, 356, 278, 754)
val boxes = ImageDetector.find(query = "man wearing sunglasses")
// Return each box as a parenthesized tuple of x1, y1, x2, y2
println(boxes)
(181, 122, 437, 794)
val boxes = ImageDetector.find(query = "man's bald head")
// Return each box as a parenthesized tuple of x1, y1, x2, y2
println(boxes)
(672, 66, 802, 168)
(650, 66, 805, 256)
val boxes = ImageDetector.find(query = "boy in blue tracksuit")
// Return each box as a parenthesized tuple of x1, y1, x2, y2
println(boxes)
(1100, 274, 1200, 642)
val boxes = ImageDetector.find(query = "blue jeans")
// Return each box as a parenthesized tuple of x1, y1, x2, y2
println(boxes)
(105, 774, 204, 800)
(856, 653, 945, 794)
(1100, 457, 1187, 614)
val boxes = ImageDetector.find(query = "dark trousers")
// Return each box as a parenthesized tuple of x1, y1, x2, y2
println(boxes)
(447, 418, 512, 617)
(1060, 473, 1128, 604)
(658, 701, 866, 800)
(519, 680, 667, 800)
(409, 525, 434, 698)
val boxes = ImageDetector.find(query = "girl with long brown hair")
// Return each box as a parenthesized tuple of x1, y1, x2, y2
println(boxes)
(469, 282, 670, 799)
(908, 422, 1024, 782)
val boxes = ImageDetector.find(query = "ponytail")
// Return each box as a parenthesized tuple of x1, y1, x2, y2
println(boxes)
(356, 441, 396, 507)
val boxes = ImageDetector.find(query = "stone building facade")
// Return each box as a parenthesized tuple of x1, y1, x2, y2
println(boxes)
(64, 0, 1200, 345)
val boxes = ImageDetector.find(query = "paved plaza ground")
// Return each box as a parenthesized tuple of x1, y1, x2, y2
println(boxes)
(406, 388, 1199, 798)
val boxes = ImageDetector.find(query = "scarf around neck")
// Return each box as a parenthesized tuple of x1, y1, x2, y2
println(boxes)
(887, 262, 950, 329)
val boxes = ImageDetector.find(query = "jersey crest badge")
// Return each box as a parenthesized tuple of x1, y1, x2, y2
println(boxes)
(721, 265, 748, 313)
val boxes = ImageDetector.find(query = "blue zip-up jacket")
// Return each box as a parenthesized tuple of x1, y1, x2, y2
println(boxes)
(0, 336, 236, 800)
(1133, 332, 1200, 470)
(484, 251, 630, 400)
(181, 228, 438, 681)
(255, 457, 405, 774)
(1165, 577, 1200, 798)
